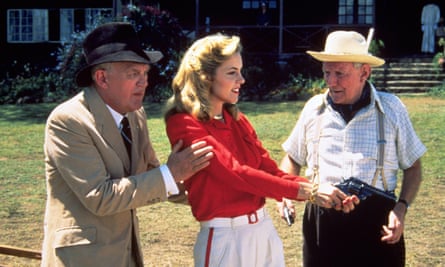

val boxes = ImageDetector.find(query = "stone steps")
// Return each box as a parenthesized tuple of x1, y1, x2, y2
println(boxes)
(372, 57, 445, 93)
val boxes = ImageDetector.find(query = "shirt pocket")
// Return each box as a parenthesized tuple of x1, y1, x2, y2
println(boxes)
(345, 139, 379, 181)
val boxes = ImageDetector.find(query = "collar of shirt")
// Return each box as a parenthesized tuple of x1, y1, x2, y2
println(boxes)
(106, 105, 125, 128)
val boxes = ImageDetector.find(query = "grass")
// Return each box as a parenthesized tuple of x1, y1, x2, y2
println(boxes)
(0, 96, 444, 266)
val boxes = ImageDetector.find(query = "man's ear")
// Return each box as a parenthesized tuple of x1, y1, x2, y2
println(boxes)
(361, 64, 371, 82)
(94, 69, 108, 87)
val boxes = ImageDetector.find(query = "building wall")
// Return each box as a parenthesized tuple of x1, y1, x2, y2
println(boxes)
(161, 0, 445, 57)
(2, 0, 445, 73)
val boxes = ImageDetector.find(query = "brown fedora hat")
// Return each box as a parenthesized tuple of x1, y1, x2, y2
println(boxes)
(75, 22, 163, 87)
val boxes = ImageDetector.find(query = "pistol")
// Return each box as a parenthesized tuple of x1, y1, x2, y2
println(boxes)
(334, 177, 397, 202)
(283, 205, 294, 226)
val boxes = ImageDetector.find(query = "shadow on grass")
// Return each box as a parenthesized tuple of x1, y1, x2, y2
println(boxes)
(0, 102, 167, 124)
(0, 104, 57, 124)
(0, 100, 303, 124)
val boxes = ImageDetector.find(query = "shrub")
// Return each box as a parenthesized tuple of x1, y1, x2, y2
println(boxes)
(369, 38, 385, 57)
(0, 63, 62, 104)
(124, 4, 189, 102)
(428, 83, 445, 97)
(432, 37, 445, 73)
(52, 25, 93, 103)
(242, 56, 292, 101)
(271, 73, 326, 101)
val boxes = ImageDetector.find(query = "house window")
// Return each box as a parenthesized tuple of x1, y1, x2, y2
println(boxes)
(7, 9, 49, 43)
(242, 1, 277, 9)
(8, 8, 113, 43)
(60, 9, 74, 42)
(60, 8, 112, 41)
(338, 0, 374, 24)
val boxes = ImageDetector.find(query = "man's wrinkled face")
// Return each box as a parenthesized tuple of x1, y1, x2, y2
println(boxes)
(322, 62, 370, 105)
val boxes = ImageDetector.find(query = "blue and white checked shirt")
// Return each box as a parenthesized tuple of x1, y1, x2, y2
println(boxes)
(282, 84, 426, 191)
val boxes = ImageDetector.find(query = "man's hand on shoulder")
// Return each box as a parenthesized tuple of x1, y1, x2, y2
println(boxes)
(167, 140, 214, 182)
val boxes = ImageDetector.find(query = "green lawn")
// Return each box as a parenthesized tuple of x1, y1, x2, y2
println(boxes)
(0, 96, 444, 266)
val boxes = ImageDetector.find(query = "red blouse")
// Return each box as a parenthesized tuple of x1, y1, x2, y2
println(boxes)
(166, 110, 308, 221)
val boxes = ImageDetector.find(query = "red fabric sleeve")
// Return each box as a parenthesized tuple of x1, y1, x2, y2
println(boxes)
(166, 113, 308, 201)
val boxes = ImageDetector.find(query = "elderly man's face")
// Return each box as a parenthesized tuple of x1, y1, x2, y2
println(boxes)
(322, 62, 370, 105)
(94, 62, 150, 114)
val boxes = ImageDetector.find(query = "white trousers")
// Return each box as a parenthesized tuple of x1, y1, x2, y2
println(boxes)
(194, 208, 285, 267)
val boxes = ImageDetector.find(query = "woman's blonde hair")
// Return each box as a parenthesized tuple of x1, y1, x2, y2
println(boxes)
(164, 33, 242, 122)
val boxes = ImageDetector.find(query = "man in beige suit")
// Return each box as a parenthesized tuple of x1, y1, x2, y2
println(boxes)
(41, 22, 213, 267)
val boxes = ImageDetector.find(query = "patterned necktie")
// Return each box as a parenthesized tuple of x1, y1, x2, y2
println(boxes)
(120, 117, 132, 159)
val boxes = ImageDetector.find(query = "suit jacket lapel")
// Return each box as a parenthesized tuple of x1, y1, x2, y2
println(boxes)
(84, 87, 131, 173)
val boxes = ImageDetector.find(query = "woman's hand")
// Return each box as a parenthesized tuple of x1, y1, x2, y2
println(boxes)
(315, 182, 360, 212)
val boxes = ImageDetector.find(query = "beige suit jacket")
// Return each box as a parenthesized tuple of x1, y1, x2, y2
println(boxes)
(41, 87, 168, 267)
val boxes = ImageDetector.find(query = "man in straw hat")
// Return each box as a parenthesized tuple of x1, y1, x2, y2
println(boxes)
(41, 22, 213, 267)
(278, 30, 426, 266)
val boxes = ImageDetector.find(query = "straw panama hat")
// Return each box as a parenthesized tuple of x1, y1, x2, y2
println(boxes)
(306, 30, 385, 67)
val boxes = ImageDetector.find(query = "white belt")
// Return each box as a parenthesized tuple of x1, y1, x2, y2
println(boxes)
(199, 207, 266, 228)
